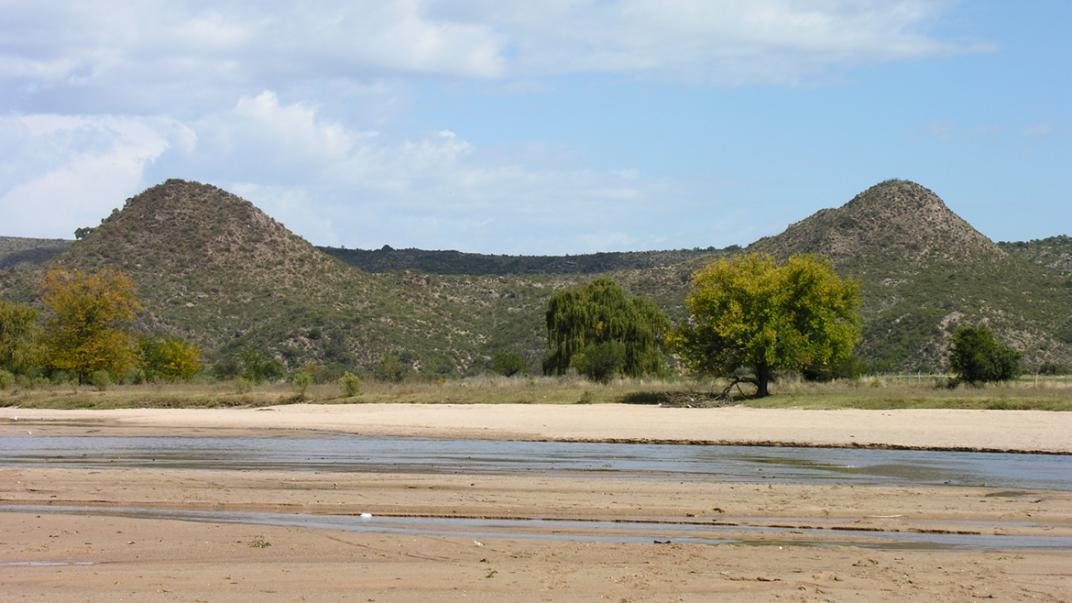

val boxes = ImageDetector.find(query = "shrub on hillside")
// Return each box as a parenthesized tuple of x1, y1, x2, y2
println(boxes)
(948, 325, 1022, 384)
(490, 352, 528, 377)
(339, 371, 362, 396)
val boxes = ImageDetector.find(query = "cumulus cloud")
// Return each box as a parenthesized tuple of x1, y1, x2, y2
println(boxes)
(2, 91, 677, 252)
(0, 114, 195, 238)
(0, 0, 977, 115)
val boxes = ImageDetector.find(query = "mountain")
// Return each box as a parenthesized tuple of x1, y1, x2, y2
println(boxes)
(1001, 236, 1072, 278)
(1, 178, 1068, 375)
(0, 236, 70, 271)
(320, 245, 725, 276)
(0, 180, 575, 375)
(750, 180, 1072, 371)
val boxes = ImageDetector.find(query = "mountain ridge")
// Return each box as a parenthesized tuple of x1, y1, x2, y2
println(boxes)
(1, 178, 1068, 375)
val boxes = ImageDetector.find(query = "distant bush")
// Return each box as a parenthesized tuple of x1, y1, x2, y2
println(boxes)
(234, 377, 253, 394)
(339, 371, 362, 397)
(89, 370, 112, 391)
(1038, 362, 1067, 376)
(290, 371, 313, 398)
(949, 325, 1022, 384)
(571, 341, 626, 385)
(376, 352, 407, 383)
(141, 336, 202, 382)
(0, 369, 14, 390)
(490, 352, 528, 377)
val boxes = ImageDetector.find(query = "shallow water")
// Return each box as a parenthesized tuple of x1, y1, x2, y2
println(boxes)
(5, 504, 1070, 551)
(1, 434, 1070, 490)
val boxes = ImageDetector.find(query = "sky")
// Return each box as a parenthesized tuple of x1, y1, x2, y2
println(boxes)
(0, 1, 1068, 254)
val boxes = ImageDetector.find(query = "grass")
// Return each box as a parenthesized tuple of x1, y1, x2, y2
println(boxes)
(1, 374, 1069, 411)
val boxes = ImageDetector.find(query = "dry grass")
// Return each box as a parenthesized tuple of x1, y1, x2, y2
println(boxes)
(1, 374, 1069, 410)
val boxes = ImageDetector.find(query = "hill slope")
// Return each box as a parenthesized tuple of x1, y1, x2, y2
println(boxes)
(0, 237, 70, 270)
(1, 178, 1067, 376)
(750, 180, 1072, 370)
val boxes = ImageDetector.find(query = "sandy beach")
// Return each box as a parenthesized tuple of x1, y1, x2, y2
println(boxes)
(2, 405, 1070, 601)
(2, 403, 1071, 452)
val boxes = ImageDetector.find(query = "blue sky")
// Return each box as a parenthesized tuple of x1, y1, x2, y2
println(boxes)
(0, 1, 1068, 254)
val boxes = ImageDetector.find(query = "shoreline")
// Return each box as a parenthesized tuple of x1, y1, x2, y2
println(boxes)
(2, 403, 1071, 454)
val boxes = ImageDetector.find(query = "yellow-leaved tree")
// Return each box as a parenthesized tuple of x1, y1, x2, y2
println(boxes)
(672, 254, 860, 398)
(41, 268, 142, 383)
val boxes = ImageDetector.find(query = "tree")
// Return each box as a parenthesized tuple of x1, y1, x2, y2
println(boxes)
(948, 325, 1021, 384)
(41, 268, 142, 383)
(141, 336, 203, 382)
(376, 352, 407, 383)
(543, 278, 670, 381)
(673, 254, 860, 397)
(490, 351, 528, 377)
(0, 299, 42, 374)
(570, 340, 626, 384)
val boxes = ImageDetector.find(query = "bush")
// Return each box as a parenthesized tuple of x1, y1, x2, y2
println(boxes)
(233, 377, 253, 394)
(89, 370, 113, 391)
(1038, 362, 1066, 376)
(490, 352, 528, 377)
(571, 341, 626, 384)
(376, 352, 407, 383)
(290, 371, 313, 397)
(339, 371, 362, 397)
(0, 369, 14, 390)
(949, 325, 1022, 384)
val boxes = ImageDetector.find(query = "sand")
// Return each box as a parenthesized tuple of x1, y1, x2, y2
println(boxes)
(3, 403, 1071, 452)
(1, 405, 1070, 600)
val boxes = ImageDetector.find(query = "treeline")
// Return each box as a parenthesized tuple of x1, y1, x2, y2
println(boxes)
(0, 268, 200, 389)
(539, 253, 1034, 395)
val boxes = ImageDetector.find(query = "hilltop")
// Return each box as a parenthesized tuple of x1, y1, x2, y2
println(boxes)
(751, 180, 1072, 370)
(1, 178, 1068, 375)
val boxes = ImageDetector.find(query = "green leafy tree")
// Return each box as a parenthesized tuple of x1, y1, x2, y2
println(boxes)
(290, 371, 313, 398)
(570, 341, 626, 384)
(543, 278, 669, 381)
(237, 347, 284, 384)
(0, 299, 42, 374)
(948, 325, 1022, 384)
(140, 336, 203, 382)
(490, 351, 528, 377)
(673, 254, 860, 397)
(40, 268, 142, 383)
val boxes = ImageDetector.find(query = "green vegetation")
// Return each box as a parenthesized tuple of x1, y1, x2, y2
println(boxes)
(0, 299, 41, 375)
(543, 278, 670, 382)
(141, 336, 202, 382)
(490, 351, 528, 377)
(339, 371, 362, 396)
(1, 179, 1070, 380)
(41, 268, 142, 383)
(674, 254, 860, 397)
(949, 325, 1022, 384)
(1, 375, 1069, 410)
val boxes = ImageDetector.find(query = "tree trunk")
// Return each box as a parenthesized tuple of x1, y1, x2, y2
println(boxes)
(754, 364, 771, 398)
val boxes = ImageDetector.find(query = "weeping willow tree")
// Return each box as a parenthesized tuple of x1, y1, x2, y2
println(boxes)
(543, 278, 670, 381)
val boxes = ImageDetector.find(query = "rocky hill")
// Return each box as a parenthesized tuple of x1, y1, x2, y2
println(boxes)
(751, 180, 1072, 370)
(0, 236, 70, 270)
(0, 180, 578, 375)
(1, 178, 1067, 375)
(1001, 236, 1072, 278)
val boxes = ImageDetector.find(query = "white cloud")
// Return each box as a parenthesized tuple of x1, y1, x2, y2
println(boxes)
(0, 0, 978, 117)
(0, 114, 194, 238)
(1, 92, 682, 253)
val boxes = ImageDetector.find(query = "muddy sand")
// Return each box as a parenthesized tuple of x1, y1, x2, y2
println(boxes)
(1, 406, 1070, 600)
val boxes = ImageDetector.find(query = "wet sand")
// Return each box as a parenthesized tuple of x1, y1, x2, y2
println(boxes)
(2, 464, 1071, 601)
(3, 403, 1071, 452)
(1, 407, 1070, 600)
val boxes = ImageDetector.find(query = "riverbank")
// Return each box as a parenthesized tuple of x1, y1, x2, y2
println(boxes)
(2, 404, 1071, 453)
